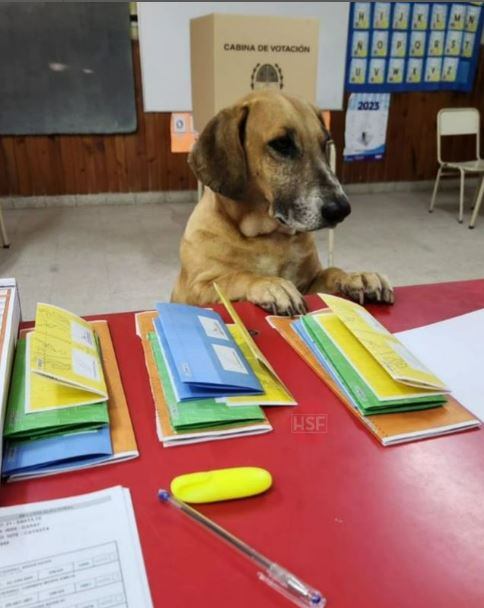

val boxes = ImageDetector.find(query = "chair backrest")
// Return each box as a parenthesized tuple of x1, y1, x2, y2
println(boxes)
(437, 107, 480, 163)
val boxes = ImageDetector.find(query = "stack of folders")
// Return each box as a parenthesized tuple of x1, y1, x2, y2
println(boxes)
(1, 304, 138, 481)
(136, 285, 297, 447)
(0, 278, 22, 475)
(268, 294, 480, 446)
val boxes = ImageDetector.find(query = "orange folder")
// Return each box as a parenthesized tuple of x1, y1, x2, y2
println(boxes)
(267, 315, 480, 446)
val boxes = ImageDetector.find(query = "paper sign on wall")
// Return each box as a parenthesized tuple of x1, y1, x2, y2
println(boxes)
(343, 92, 390, 161)
(170, 112, 198, 153)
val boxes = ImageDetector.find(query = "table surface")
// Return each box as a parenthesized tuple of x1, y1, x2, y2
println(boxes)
(2, 279, 484, 608)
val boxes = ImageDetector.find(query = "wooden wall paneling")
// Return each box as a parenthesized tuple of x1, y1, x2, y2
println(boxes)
(92, 137, 110, 193)
(113, 135, 129, 192)
(50, 136, 67, 195)
(103, 136, 121, 192)
(12, 137, 33, 196)
(123, 131, 143, 193)
(0, 42, 482, 197)
(335, 46, 484, 185)
(0, 141, 9, 195)
(143, 113, 163, 191)
(72, 136, 89, 194)
(29, 137, 61, 195)
(58, 137, 78, 195)
(80, 136, 99, 194)
(0, 138, 19, 195)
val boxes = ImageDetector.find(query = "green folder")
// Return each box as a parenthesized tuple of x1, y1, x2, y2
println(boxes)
(302, 316, 446, 415)
(148, 333, 266, 430)
(3, 339, 109, 441)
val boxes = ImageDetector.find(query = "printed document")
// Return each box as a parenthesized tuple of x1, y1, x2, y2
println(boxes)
(0, 486, 152, 607)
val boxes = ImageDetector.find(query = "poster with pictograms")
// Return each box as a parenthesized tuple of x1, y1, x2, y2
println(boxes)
(346, 2, 483, 92)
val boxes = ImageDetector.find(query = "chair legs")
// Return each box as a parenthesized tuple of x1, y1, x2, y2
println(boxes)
(469, 176, 484, 229)
(430, 166, 484, 227)
(458, 169, 465, 223)
(197, 180, 204, 201)
(429, 166, 443, 213)
(0, 204, 10, 248)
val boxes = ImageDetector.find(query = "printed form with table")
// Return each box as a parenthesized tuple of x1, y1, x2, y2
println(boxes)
(1, 276, 484, 608)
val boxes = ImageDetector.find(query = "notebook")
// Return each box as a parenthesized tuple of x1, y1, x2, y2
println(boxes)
(299, 313, 446, 414)
(0, 278, 21, 474)
(320, 294, 448, 391)
(2, 425, 113, 477)
(3, 320, 139, 481)
(155, 304, 262, 400)
(26, 303, 108, 412)
(213, 282, 295, 407)
(4, 338, 109, 441)
(135, 311, 272, 447)
(149, 332, 267, 431)
(268, 314, 480, 446)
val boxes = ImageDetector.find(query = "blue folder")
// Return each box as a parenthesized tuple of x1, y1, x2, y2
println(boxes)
(155, 304, 262, 401)
(2, 425, 113, 477)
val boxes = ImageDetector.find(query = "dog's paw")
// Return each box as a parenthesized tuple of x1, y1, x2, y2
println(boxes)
(338, 272, 394, 305)
(247, 277, 307, 316)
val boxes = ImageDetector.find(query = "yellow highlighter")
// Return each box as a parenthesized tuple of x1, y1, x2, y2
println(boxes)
(170, 467, 272, 504)
(159, 472, 326, 607)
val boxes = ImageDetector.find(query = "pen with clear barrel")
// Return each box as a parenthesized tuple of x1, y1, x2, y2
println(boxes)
(158, 489, 326, 608)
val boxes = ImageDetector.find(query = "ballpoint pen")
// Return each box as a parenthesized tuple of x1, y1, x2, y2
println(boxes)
(158, 489, 326, 608)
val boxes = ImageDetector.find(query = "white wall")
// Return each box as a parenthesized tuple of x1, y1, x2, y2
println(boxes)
(137, 2, 350, 112)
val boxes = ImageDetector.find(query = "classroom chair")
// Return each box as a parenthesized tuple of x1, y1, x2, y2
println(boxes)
(0, 203, 10, 248)
(469, 175, 484, 229)
(429, 107, 484, 224)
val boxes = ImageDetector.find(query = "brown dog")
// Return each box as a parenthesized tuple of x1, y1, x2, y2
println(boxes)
(171, 90, 393, 315)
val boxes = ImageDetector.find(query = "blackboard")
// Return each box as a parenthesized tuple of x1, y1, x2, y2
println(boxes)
(0, 2, 136, 135)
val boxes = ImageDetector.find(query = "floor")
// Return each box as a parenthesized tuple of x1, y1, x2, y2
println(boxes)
(1, 188, 483, 321)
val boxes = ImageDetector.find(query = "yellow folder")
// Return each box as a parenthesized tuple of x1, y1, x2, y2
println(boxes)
(26, 304, 108, 413)
(319, 294, 448, 391)
(214, 283, 296, 406)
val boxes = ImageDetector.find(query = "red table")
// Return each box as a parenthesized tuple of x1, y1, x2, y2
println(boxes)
(3, 279, 484, 608)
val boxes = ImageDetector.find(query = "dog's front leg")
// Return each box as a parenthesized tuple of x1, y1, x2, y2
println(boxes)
(194, 273, 308, 316)
(306, 267, 394, 305)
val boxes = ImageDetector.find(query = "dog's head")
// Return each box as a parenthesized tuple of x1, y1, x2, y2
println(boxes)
(189, 90, 350, 233)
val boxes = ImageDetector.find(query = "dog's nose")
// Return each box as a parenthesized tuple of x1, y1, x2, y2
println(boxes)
(321, 194, 351, 225)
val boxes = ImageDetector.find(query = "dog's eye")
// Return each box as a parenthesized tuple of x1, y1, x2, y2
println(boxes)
(267, 136, 298, 158)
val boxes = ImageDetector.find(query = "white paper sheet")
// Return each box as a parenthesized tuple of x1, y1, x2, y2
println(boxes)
(396, 309, 484, 421)
(0, 486, 152, 608)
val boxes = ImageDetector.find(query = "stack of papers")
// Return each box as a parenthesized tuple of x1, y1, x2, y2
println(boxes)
(297, 295, 449, 415)
(268, 295, 480, 446)
(0, 278, 21, 473)
(396, 308, 484, 423)
(135, 285, 297, 446)
(2, 305, 138, 480)
(136, 311, 272, 446)
(0, 486, 153, 607)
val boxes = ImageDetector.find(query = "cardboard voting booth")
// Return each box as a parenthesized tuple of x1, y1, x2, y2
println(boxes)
(190, 13, 319, 131)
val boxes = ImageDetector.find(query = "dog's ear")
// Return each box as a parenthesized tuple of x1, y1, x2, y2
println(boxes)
(189, 104, 249, 200)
